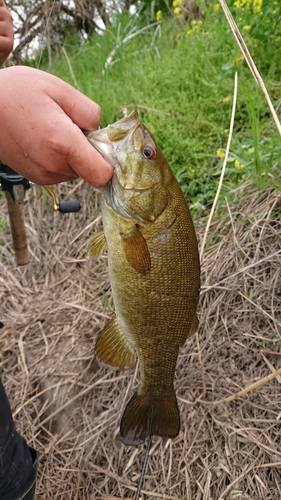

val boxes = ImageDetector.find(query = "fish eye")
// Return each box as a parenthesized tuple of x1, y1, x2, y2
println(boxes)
(142, 146, 156, 160)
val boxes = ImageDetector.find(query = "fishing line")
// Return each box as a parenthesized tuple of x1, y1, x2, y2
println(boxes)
(200, 72, 238, 260)
(195, 113, 225, 229)
(135, 436, 152, 500)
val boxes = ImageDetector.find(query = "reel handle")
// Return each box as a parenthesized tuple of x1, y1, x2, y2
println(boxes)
(58, 200, 81, 213)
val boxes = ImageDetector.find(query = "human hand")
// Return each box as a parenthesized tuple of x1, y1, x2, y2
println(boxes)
(0, 0, 14, 66)
(0, 66, 113, 187)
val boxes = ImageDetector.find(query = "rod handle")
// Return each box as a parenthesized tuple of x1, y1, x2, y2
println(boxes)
(5, 192, 29, 265)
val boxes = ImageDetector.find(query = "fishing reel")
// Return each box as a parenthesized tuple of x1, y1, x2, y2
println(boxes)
(0, 164, 81, 213)
(0, 164, 81, 266)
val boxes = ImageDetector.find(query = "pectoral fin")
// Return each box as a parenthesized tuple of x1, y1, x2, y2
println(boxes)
(121, 225, 151, 275)
(87, 231, 107, 261)
(95, 313, 136, 371)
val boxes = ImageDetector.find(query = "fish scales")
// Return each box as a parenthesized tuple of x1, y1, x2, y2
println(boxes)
(85, 110, 200, 446)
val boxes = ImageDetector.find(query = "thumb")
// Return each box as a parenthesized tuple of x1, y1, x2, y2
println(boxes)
(54, 80, 102, 131)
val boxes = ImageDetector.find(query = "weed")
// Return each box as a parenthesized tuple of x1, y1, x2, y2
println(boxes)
(0, 217, 9, 232)
(99, 286, 113, 311)
(44, 223, 52, 235)
(35, 2, 281, 212)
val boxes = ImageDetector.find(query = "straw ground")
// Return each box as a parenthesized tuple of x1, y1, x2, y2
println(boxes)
(1, 181, 280, 499)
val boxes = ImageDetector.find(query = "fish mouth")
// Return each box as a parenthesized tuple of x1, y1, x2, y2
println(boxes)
(83, 110, 140, 168)
(84, 127, 118, 166)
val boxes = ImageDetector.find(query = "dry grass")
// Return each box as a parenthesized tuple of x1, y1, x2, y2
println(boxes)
(1, 182, 281, 499)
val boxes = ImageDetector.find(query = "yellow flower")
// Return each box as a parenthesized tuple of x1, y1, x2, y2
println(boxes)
(235, 52, 244, 62)
(174, 6, 181, 15)
(188, 19, 203, 32)
(234, 0, 262, 11)
(243, 25, 251, 31)
(234, 159, 244, 170)
(234, 0, 248, 8)
(253, 0, 263, 14)
(216, 149, 226, 159)
(221, 95, 231, 103)
(213, 3, 220, 12)
(156, 10, 162, 21)
(172, 0, 182, 7)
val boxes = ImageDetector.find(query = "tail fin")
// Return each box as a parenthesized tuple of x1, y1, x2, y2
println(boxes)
(120, 392, 180, 446)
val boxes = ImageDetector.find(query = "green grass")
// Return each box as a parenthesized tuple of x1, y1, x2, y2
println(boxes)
(0, 216, 9, 232)
(99, 286, 113, 311)
(33, 0, 281, 215)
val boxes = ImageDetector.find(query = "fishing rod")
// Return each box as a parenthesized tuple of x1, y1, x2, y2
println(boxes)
(135, 437, 152, 500)
(0, 164, 81, 265)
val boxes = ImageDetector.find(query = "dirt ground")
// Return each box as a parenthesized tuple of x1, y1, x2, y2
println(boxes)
(1, 181, 281, 499)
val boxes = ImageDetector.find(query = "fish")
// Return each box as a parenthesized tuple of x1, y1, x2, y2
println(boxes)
(84, 110, 200, 446)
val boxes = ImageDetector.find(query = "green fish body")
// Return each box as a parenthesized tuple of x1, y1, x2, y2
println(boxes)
(85, 111, 200, 445)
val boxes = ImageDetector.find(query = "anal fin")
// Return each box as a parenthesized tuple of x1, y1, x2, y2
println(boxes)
(96, 313, 135, 371)
(189, 314, 199, 337)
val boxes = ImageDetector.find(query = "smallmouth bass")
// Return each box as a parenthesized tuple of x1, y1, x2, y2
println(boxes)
(85, 111, 200, 446)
